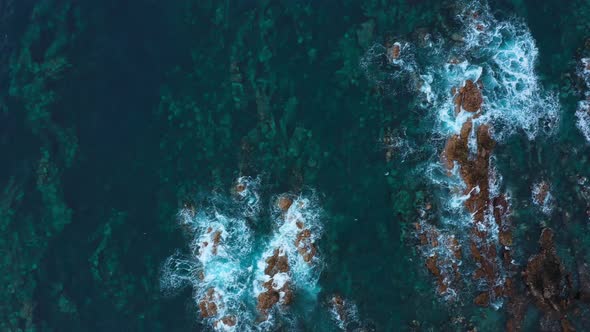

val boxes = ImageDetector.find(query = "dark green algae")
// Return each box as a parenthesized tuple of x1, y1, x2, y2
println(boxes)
(1, 0, 590, 331)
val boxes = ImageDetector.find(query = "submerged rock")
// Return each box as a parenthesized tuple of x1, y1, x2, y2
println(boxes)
(524, 229, 572, 315)
(199, 288, 220, 318)
(519, 228, 577, 331)
(532, 180, 554, 215)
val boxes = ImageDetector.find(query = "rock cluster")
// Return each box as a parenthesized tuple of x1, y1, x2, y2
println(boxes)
(257, 249, 293, 315)
(440, 80, 514, 307)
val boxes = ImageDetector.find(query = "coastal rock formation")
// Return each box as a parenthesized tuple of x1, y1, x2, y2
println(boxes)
(328, 294, 364, 331)
(439, 79, 514, 308)
(257, 249, 293, 315)
(254, 193, 323, 322)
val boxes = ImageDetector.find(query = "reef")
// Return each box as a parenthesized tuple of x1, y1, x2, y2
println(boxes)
(253, 193, 323, 324)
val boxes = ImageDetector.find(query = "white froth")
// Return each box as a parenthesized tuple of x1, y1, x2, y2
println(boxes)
(576, 59, 590, 143)
(252, 193, 324, 325)
(162, 179, 261, 331)
(329, 297, 361, 331)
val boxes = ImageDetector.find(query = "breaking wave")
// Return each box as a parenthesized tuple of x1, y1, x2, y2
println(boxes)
(161, 178, 325, 331)
(362, 1, 560, 143)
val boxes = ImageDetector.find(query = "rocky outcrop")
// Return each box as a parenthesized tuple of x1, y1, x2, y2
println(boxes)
(441, 80, 514, 307)
(453, 80, 483, 113)
(257, 249, 293, 315)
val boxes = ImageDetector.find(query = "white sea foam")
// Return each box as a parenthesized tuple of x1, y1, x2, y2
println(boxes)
(252, 193, 323, 326)
(382, 0, 544, 307)
(576, 58, 590, 143)
(328, 296, 361, 331)
(531, 180, 554, 215)
(163, 182, 327, 330)
(233, 176, 261, 217)
(162, 180, 260, 331)
(367, 1, 559, 142)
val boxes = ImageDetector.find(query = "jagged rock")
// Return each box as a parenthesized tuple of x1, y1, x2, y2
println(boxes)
(264, 249, 290, 275)
(295, 229, 316, 262)
(454, 80, 483, 113)
(258, 249, 292, 315)
(474, 292, 490, 307)
(199, 288, 219, 318)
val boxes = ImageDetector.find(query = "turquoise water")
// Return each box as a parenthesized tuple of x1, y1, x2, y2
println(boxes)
(2, 0, 590, 331)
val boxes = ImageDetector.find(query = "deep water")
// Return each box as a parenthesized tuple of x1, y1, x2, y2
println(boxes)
(2, 0, 590, 331)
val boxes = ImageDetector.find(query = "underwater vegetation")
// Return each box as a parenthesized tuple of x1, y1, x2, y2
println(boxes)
(3, 0, 590, 331)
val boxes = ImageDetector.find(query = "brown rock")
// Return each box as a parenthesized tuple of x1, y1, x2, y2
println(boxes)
(235, 183, 246, 193)
(533, 181, 550, 206)
(450, 237, 462, 259)
(211, 230, 222, 255)
(499, 229, 513, 247)
(257, 290, 280, 312)
(474, 292, 490, 307)
(331, 295, 346, 321)
(295, 229, 317, 262)
(199, 288, 218, 318)
(388, 42, 401, 62)
(264, 249, 290, 275)
(277, 196, 293, 212)
(459, 80, 483, 112)
(282, 287, 294, 306)
(215, 316, 237, 328)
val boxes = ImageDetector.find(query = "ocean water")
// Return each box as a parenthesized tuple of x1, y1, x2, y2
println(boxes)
(2, 0, 590, 331)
